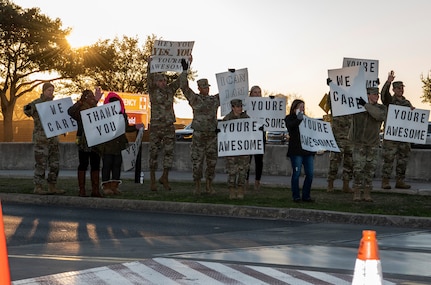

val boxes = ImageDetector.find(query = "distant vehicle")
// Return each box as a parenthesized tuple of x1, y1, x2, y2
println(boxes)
(266, 130, 289, 145)
(411, 122, 431, 149)
(175, 123, 193, 141)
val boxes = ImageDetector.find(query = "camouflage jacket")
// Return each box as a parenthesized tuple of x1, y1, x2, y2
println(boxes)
(23, 94, 57, 143)
(183, 87, 220, 132)
(349, 103, 387, 146)
(381, 81, 413, 108)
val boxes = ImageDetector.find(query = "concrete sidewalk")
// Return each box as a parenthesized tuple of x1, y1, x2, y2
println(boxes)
(1, 169, 430, 195)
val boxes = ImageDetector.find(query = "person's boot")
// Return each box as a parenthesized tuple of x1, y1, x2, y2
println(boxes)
(48, 183, 65, 194)
(237, 185, 245, 199)
(353, 187, 361, 202)
(206, 179, 215, 195)
(102, 181, 114, 196)
(150, 169, 157, 191)
(33, 184, 48, 195)
(111, 180, 122, 195)
(90, 170, 102, 197)
(78, 170, 87, 197)
(194, 180, 201, 195)
(228, 187, 236, 200)
(363, 186, 373, 202)
(254, 180, 261, 192)
(326, 179, 334, 192)
(159, 168, 171, 190)
(342, 180, 353, 193)
(381, 177, 391, 189)
(395, 178, 411, 189)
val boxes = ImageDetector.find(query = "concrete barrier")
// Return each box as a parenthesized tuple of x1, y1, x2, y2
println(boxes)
(0, 142, 429, 181)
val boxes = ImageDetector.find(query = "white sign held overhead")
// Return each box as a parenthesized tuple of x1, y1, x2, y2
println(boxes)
(216, 68, 249, 116)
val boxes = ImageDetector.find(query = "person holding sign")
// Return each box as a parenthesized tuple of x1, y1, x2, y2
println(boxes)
(349, 87, 387, 202)
(68, 88, 103, 197)
(245, 85, 265, 192)
(284, 99, 315, 203)
(182, 78, 220, 195)
(223, 99, 250, 199)
(147, 57, 189, 191)
(381, 71, 414, 190)
(23, 82, 65, 195)
(96, 92, 142, 196)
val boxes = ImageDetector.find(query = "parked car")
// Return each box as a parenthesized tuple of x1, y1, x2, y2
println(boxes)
(411, 122, 431, 149)
(266, 130, 289, 145)
(175, 123, 193, 141)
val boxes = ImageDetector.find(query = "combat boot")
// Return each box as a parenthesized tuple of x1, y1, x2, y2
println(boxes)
(33, 184, 48, 195)
(48, 183, 65, 194)
(237, 185, 245, 199)
(381, 178, 391, 189)
(395, 178, 411, 189)
(159, 168, 171, 190)
(326, 179, 334, 192)
(90, 170, 102, 197)
(342, 180, 353, 193)
(353, 187, 361, 202)
(228, 187, 236, 200)
(206, 179, 215, 195)
(363, 186, 373, 202)
(150, 169, 157, 191)
(194, 180, 201, 195)
(102, 181, 114, 196)
(78, 170, 87, 197)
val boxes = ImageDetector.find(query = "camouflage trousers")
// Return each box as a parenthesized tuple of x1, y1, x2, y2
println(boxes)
(381, 140, 411, 180)
(327, 139, 353, 181)
(149, 124, 175, 170)
(190, 131, 218, 181)
(352, 144, 378, 189)
(33, 138, 60, 185)
(225, 155, 250, 188)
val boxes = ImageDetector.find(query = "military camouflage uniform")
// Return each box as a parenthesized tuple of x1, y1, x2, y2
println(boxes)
(223, 110, 250, 189)
(328, 114, 353, 181)
(147, 69, 188, 171)
(381, 81, 413, 182)
(349, 97, 387, 201)
(23, 94, 60, 186)
(182, 87, 220, 181)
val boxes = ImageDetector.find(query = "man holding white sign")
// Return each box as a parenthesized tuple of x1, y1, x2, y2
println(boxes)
(23, 82, 65, 195)
(349, 87, 387, 202)
(381, 71, 415, 190)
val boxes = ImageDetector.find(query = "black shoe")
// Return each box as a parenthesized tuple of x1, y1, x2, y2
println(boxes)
(302, 198, 315, 202)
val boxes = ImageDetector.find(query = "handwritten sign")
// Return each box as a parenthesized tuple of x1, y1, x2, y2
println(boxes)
(328, 65, 367, 117)
(244, 97, 286, 131)
(216, 68, 249, 116)
(35, 97, 77, 138)
(342, 57, 379, 88)
(122, 127, 144, 171)
(383, 105, 430, 144)
(217, 118, 264, 157)
(299, 116, 340, 152)
(81, 101, 126, 147)
(150, 40, 194, 73)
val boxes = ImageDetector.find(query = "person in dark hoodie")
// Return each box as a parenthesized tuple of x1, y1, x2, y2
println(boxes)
(284, 99, 315, 203)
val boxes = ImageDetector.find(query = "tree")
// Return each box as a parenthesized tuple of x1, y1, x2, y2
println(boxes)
(420, 71, 431, 104)
(0, 0, 76, 141)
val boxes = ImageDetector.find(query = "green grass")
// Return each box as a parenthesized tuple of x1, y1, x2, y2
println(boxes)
(1, 178, 431, 218)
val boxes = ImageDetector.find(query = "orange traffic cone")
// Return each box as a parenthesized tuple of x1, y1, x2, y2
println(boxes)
(0, 201, 11, 285)
(352, 230, 383, 285)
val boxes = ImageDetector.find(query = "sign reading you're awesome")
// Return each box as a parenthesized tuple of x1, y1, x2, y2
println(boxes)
(217, 118, 264, 157)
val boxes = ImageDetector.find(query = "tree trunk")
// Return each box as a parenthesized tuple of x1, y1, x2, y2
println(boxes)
(2, 106, 15, 142)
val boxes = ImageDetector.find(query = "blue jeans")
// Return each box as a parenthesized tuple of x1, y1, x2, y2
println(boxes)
(289, 155, 314, 200)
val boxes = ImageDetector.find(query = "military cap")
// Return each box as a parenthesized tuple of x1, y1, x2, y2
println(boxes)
(392, 81, 405, 88)
(197, 78, 210, 88)
(231, 99, 243, 107)
(367, 87, 379, 94)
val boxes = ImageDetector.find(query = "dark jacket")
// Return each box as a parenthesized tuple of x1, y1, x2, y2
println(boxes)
(284, 114, 315, 157)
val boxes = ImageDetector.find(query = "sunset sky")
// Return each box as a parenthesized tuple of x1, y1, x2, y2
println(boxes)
(13, 0, 431, 119)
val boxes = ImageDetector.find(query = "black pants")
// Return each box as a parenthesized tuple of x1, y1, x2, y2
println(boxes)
(101, 154, 122, 182)
(78, 150, 100, 172)
(247, 154, 263, 181)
